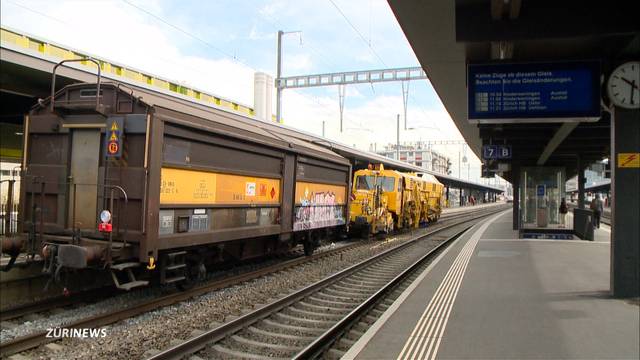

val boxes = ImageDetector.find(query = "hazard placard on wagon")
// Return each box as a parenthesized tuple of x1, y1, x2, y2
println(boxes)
(617, 153, 640, 168)
(105, 117, 124, 158)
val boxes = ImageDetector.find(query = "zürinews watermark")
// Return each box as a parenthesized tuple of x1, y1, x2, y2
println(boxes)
(46, 328, 107, 338)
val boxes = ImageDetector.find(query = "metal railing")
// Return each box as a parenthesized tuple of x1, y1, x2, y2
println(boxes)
(50, 58, 102, 112)
(0, 179, 20, 236)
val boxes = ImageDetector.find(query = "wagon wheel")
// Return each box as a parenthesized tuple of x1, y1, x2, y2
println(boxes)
(303, 231, 320, 256)
(360, 224, 371, 240)
(177, 259, 206, 291)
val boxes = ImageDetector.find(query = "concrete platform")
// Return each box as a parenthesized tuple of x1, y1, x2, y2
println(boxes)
(441, 201, 506, 215)
(345, 209, 639, 360)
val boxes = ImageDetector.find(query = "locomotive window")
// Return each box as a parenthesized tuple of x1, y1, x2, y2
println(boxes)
(378, 177, 395, 192)
(355, 176, 395, 192)
(356, 176, 375, 190)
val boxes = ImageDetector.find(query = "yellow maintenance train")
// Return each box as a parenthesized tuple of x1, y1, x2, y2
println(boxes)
(349, 164, 445, 236)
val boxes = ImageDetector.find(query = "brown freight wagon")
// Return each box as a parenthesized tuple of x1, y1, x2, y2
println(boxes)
(17, 80, 351, 290)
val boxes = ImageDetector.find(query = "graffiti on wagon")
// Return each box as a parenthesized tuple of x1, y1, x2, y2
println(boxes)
(294, 186, 345, 231)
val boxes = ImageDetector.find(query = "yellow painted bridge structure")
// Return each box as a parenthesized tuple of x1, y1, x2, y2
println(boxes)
(0, 26, 279, 160)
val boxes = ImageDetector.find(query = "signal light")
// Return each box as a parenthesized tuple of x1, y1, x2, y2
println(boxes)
(98, 210, 112, 233)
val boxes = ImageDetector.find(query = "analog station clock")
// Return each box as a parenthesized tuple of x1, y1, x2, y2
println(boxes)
(607, 61, 640, 109)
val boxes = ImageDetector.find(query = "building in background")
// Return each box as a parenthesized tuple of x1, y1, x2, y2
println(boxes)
(374, 142, 451, 175)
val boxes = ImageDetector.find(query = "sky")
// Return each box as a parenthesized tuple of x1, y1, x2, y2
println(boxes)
(1, 0, 497, 184)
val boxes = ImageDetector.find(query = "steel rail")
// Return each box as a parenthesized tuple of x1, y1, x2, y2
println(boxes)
(0, 204, 506, 357)
(0, 287, 115, 322)
(148, 206, 508, 360)
(0, 205, 491, 318)
(295, 222, 473, 359)
(0, 241, 364, 357)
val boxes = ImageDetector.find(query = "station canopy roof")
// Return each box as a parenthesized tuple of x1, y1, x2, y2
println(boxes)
(387, 0, 639, 181)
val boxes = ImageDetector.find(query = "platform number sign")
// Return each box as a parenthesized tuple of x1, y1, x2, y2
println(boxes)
(498, 145, 512, 159)
(105, 118, 124, 158)
(483, 145, 497, 160)
(482, 145, 512, 160)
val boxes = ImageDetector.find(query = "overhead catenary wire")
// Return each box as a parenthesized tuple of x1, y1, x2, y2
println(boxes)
(257, 10, 340, 71)
(120, 0, 255, 71)
(4, 0, 68, 24)
(119, 0, 338, 123)
(327, 0, 388, 67)
(9, 0, 440, 140)
(326, 0, 441, 132)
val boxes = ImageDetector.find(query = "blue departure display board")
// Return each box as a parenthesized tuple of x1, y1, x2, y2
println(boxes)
(468, 62, 600, 123)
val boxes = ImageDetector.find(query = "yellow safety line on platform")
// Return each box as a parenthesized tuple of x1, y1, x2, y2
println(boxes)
(397, 211, 504, 360)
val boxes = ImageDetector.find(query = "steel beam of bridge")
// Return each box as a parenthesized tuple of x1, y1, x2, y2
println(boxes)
(276, 66, 427, 132)
(277, 66, 427, 89)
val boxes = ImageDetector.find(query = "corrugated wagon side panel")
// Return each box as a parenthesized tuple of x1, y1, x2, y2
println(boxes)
(151, 118, 288, 250)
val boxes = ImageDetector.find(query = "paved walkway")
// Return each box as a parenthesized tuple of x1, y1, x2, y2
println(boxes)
(345, 209, 639, 360)
(441, 202, 506, 215)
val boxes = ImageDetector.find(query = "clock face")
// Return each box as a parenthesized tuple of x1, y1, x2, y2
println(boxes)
(607, 62, 640, 109)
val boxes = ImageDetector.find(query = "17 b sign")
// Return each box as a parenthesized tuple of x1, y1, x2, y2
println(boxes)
(483, 145, 512, 160)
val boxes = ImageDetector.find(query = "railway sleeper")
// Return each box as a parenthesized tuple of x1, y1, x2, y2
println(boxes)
(381, 298, 396, 306)
(340, 277, 387, 287)
(325, 286, 372, 298)
(356, 266, 397, 275)
(247, 326, 316, 343)
(325, 348, 346, 360)
(345, 328, 366, 340)
(211, 344, 288, 360)
(227, 334, 302, 356)
(352, 322, 372, 333)
(273, 312, 335, 328)
(362, 314, 380, 324)
(286, 305, 345, 321)
(338, 276, 382, 285)
(296, 300, 351, 315)
(306, 295, 356, 309)
(358, 268, 398, 277)
(350, 272, 393, 283)
(313, 290, 361, 303)
(330, 283, 374, 295)
(319, 288, 369, 302)
(337, 279, 380, 291)
(259, 319, 325, 336)
(335, 336, 356, 351)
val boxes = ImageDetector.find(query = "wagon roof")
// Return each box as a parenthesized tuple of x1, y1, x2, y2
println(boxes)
(44, 82, 350, 166)
(136, 84, 350, 164)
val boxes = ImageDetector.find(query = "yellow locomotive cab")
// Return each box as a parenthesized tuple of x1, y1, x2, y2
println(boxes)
(349, 164, 445, 236)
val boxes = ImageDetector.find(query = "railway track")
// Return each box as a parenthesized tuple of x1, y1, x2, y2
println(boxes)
(147, 207, 507, 360)
(0, 242, 365, 357)
(0, 204, 507, 358)
(0, 249, 308, 323)
(0, 205, 487, 323)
